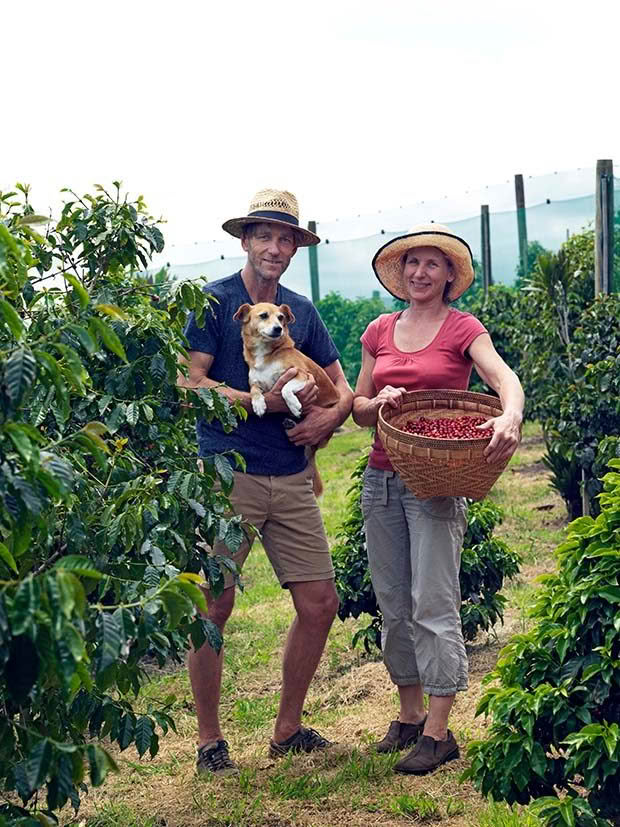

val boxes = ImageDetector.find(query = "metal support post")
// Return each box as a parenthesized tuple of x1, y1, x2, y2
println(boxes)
(595, 159, 614, 295)
(515, 174, 528, 279)
(481, 205, 492, 295)
(307, 220, 320, 304)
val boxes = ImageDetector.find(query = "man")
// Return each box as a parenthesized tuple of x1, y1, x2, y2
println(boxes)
(179, 188, 353, 775)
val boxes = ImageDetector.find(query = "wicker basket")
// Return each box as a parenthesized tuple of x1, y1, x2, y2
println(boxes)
(377, 389, 509, 500)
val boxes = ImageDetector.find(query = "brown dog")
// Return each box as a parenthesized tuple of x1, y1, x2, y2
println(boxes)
(233, 302, 339, 494)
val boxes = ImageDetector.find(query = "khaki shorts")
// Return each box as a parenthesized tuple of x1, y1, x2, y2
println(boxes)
(200, 466, 334, 589)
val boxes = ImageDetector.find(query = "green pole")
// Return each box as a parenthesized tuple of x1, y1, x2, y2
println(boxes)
(595, 160, 615, 295)
(307, 220, 320, 304)
(481, 205, 492, 294)
(515, 174, 528, 280)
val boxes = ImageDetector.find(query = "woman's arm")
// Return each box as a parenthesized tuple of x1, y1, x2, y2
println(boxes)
(468, 333, 524, 464)
(352, 346, 406, 427)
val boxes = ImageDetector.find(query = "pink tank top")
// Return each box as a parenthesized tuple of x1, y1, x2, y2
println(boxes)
(360, 309, 488, 470)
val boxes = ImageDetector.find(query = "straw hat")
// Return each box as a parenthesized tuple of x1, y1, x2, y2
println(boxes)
(222, 188, 320, 247)
(372, 223, 474, 301)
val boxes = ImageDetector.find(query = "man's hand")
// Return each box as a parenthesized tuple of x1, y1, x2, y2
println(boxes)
(285, 405, 340, 447)
(264, 370, 318, 415)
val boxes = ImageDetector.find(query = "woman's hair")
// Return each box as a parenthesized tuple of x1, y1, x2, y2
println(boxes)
(400, 248, 455, 303)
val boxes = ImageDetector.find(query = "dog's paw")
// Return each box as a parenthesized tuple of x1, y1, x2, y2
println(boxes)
(286, 396, 302, 418)
(252, 394, 267, 417)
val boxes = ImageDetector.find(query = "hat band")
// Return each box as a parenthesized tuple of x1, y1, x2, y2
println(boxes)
(248, 209, 299, 227)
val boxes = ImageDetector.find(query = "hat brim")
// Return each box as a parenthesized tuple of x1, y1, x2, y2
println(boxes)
(372, 230, 474, 301)
(222, 216, 320, 247)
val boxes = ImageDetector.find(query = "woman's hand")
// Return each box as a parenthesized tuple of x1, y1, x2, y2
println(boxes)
(374, 385, 407, 411)
(478, 411, 522, 464)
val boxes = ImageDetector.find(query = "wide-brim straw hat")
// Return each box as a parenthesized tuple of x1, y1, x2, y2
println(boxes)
(372, 223, 474, 301)
(222, 188, 320, 247)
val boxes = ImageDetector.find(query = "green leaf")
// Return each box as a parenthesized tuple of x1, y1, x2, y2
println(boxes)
(112, 607, 137, 643)
(95, 303, 128, 321)
(174, 577, 208, 614)
(51, 342, 89, 394)
(63, 273, 90, 309)
(40, 452, 74, 495)
(10, 576, 39, 634)
(56, 570, 84, 617)
(4, 348, 36, 404)
(86, 744, 117, 786)
(25, 739, 53, 793)
(0, 541, 18, 574)
(134, 716, 154, 758)
(203, 618, 223, 653)
(213, 454, 234, 487)
(4, 423, 35, 463)
(11, 518, 33, 559)
(67, 323, 96, 354)
(90, 317, 127, 362)
(55, 555, 103, 579)
(150, 226, 165, 253)
(167, 470, 183, 494)
(117, 713, 135, 751)
(0, 297, 24, 339)
(98, 612, 122, 672)
(79, 421, 110, 454)
(598, 586, 620, 603)
(160, 586, 192, 628)
(105, 403, 126, 434)
(17, 213, 50, 226)
(126, 402, 139, 426)
(530, 741, 547, 777)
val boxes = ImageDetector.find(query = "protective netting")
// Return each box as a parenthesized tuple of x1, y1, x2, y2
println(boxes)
(153, 168, 619, 299)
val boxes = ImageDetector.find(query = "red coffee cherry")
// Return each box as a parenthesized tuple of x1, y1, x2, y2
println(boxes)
(399, 415, 492, 439)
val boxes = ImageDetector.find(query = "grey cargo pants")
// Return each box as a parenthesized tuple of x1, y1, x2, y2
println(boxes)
(362, 466, 469, 696)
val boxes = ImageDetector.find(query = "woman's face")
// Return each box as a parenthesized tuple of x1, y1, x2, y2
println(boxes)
(402, 246, 454, 303)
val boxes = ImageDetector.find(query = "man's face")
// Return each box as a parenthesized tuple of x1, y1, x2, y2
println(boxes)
(241, 222, 298, 282)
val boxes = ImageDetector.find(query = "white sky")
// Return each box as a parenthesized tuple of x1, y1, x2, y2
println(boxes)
(3, 0, 619, 251)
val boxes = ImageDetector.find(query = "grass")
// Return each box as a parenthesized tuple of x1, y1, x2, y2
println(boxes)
(66, 421, 567, 827)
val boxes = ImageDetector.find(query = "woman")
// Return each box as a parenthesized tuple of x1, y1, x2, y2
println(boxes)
(353, 223, 523, 775)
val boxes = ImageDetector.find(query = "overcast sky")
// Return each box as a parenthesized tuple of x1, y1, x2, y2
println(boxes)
(4, 0, 619, 251)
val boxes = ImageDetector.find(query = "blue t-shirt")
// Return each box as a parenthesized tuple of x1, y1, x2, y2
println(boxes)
(184, 272, 340, 476)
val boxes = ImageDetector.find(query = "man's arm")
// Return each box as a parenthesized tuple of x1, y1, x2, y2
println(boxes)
(177, 351, 318, 415)
(285, 360, 353, 447)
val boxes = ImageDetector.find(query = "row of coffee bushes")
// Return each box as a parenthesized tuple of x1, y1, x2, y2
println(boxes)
(460, 229, 620, 519)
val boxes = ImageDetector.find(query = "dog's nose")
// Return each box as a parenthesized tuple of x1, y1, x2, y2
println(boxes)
(269, 325, 282, 337)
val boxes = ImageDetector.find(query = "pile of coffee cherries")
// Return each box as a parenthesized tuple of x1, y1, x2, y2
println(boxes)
(399, 414, 493, 440)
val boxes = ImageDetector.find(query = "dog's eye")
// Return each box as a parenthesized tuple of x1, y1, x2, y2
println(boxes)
(277, 314, 284, 322)
(259, 312, 269, 320)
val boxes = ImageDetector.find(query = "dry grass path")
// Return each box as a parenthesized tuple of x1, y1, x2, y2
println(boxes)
(69, 423, 565, 827)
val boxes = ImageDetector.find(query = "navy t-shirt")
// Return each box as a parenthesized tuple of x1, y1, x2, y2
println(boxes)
(183, 272, 340, 475)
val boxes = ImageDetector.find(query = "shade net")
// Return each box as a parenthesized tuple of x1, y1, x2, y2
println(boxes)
(152, 168, 619, 300)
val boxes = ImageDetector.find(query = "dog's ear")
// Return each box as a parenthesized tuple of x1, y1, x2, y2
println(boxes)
(233, 303, 252, 323)
(280, 304, 295, 325)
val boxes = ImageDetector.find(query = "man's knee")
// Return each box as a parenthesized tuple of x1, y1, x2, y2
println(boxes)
(291, 579, 339, 626)
(204, 585, 235, 630)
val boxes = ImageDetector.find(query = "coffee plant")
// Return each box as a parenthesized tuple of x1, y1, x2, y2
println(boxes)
(315, 292, 386, 386)
(463, 460, 620, 827)
(460, 284, 524, 397)
(511, 227, 620, 519)
(0, 184, 247, 824)
(332, 452, 520, 652)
